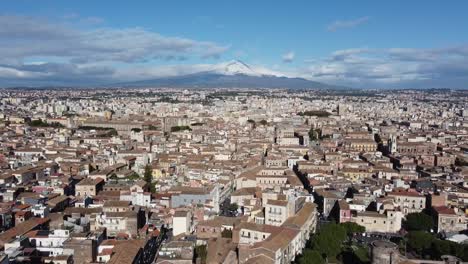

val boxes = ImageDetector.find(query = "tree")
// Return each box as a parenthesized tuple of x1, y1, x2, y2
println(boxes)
(104, 129, 118, 137)
(259, 120, 268, 126)
(127, 172, 140, 180)
(221, 229, 232, 238)
(311, 223, 347, 261)
(143, 165, 155, 193)
(109, 173, 118, 180)
(403, 212, 434, 231)
(247, 119, 256, 128)
(407, 231, 434, 257)
(341, 222, 365, 237)
(144, 165, 152, 182)
(297, 249, 325, 264)
(227, 203, 238, 212)
(195, 245, 207, 264)
(353, 245, 371, 264)
(308, 128, 321, 141)
(298, 110, 331, 117)
(191, 122, 205, 126)
(28, 119, 64, 128)
(430, 239, 452, 260)
(170, 126, 191, 132)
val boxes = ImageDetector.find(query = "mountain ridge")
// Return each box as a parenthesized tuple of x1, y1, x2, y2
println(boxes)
(111, 60, 347, 89)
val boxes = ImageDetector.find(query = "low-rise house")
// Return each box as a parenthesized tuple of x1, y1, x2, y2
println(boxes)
(75, 178, 104, 197)
(433, 206, 466, 234)
(157, 240, 194, 264)
(47, 195, 70, 212)
(172, 210, 193, 237)
(26, 229, 70, 256)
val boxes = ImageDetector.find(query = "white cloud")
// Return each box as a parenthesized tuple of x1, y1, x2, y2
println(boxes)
(299, 45, 468, 88)
(327, 16, 370, 32)
(1, 15, 468, 88)
(0, 15, 228, 64)
(282, 51, 295, 63)
(0, 15, 230, 86)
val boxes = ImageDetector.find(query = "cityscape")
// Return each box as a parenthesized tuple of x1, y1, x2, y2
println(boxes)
(1, 1, 468, 264)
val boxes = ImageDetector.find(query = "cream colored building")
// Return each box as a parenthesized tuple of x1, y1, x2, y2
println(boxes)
(352, 211, 403, 233)
(387, 191, 426, 215)
(434, 206, 467, 233)
(265, 200, 292, 226)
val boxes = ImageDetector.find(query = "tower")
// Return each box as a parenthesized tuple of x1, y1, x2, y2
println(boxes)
(371, 240, 400, 264)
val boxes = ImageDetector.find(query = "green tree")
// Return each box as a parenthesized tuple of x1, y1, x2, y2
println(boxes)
(195, 245, 207, 264)
(430, 239, 452, 260)
(109, 173, 118, 180)
(143, 165, 156, 193)
(298, 110, 331, 117)
(311, 223, 347, 261)
(28, 119, 64, 128)
(297, 249, 325, 264)
(308, 128, 321, 141)
(353, 245, 370, 264)
(403, 212, 434, 231)
(456, 244, 468, 261)
(341, 222, 365, 237)
(247, 119, 256, 128)
(407, 231, 434, 257)
(221, 229, 232, 238)
(144, 165, 152, 182)
(227, 203, 238, 212)
(170, 125, 191, 132)
(127, 172, 140, 180)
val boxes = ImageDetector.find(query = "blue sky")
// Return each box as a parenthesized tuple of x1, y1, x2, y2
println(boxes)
(1, 0, 468, 88)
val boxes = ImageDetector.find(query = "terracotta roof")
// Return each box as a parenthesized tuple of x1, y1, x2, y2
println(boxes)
(282, 202, 317, 229)
(433, 206, 456, 215)
(0, 217, 50, 248)
(107, 240, 146, 264)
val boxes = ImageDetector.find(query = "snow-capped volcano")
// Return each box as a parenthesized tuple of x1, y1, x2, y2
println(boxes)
(214, 60, 259, 76)
(111, 59, 346, 89)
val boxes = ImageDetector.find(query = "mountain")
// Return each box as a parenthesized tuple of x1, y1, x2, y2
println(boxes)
(113, 60, 345, 89)
(213, 60, 259, 76)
